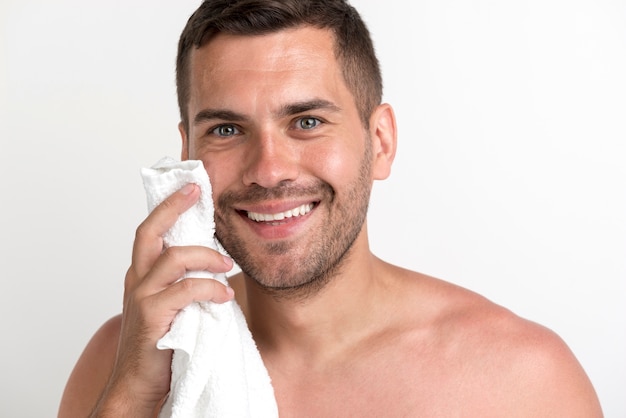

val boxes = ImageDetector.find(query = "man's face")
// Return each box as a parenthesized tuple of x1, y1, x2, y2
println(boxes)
(182, 26, 375, 294)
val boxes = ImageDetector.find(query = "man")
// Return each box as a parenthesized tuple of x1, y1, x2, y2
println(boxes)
(59, 0, 602, 416)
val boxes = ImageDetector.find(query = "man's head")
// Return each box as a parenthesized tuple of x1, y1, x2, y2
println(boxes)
(176, 0, 382, 132)
(175, 1, 397, 298)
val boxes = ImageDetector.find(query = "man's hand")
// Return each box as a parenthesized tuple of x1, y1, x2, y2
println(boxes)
(93, 184, 234, 417)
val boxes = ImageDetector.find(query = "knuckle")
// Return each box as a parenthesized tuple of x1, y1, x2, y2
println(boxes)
(124, 266, 136, 291)
(128, 287, 158, 317)
(178, 277, 195, 293)
(176, 278, 222, 302)
(160, 196, 176, 211)
(136, 295, 154, 316)
(161, 246, 182, 265)
(135, 220, 150, 240)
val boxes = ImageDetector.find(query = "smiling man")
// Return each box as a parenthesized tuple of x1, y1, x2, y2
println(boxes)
(59, 1, 602, 417)
(189, 27, 380, 297)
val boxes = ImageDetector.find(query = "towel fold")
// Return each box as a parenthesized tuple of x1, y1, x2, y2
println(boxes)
(141, 156, 278, 418)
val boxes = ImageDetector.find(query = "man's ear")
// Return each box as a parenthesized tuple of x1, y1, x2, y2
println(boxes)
(369, 103, 397, 180)
(179, 121, 189, 160)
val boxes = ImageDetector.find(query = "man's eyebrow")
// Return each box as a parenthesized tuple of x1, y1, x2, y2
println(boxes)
(193, 109, 249, 126)
(192, 99, 341, 126)
(276, 99, 341, 118)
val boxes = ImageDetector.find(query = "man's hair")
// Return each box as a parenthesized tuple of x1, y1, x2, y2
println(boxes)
(176, 0, 382, 131)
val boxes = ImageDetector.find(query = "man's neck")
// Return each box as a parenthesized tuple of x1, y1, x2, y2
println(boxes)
(240, 239, 392, 368)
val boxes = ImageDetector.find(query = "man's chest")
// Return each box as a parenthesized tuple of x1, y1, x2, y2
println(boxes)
(269, 359, 468, 417)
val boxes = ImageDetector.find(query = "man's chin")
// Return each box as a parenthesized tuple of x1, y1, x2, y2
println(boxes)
(242, 251, 349, 302)
(246, 273, 332, 302)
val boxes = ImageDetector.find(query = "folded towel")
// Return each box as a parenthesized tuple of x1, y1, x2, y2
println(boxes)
(141, 157, 278, 418)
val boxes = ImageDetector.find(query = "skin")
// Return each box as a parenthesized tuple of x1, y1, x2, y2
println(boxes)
(184, 27, 380, 300)
(59, 26, 603, 417)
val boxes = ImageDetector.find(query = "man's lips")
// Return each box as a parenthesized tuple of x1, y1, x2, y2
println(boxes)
(244, 202, 316, 222)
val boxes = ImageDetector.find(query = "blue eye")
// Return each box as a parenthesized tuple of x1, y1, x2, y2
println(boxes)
(212, 124, 239, 137)
(297, 117, 321, 130)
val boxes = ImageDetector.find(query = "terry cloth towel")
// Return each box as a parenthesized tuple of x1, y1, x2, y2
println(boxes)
(141, 157, 278, 418)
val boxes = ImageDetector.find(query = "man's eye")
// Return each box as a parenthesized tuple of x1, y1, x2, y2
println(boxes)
(296, 117, 322, 130)
(212, 124, 239, 137)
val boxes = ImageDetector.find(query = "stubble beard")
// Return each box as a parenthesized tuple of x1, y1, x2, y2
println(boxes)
(215, 140, 373, 301)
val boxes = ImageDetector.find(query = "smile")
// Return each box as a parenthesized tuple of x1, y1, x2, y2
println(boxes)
(247, 203, 314, 222)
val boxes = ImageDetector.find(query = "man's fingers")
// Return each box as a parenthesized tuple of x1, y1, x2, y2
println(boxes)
(161, 277, 235, 307)
(133, 246, 233, 295)
(130, 184, 201, 283)
(136, 279, 235, 328)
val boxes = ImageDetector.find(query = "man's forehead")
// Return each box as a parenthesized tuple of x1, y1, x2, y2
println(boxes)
(189, 26, 338, 74)
(182, 25, 361, 126)
(186, 26, 347, 108)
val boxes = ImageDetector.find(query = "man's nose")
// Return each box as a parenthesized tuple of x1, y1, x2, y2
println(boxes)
(242, 129, 300, 188)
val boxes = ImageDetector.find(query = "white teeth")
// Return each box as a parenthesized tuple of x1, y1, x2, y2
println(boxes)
(247, 203, 314, 222)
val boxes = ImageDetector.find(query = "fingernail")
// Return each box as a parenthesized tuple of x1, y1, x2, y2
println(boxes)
(226, 287, 235, 298)
(180, 184, 196, 195)
(222, 255, 233, 268)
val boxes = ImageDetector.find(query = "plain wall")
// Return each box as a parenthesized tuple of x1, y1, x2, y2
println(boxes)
(1, 0, 624, 416)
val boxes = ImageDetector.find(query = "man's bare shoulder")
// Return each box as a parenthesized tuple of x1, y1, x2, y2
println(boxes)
(59, 315, 122, 417)
(384, 265, 603, 415)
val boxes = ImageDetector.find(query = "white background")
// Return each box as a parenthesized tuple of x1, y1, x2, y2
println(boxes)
(1, 0, 624, 416)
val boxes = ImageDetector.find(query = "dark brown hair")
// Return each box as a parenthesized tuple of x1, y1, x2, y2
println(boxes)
(176, 0, 382, 131)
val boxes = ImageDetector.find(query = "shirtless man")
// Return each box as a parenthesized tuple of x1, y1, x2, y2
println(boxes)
(59, 0, 603, 416)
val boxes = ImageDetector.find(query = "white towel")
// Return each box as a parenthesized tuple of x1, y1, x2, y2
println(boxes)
(141, 157, 278, 418)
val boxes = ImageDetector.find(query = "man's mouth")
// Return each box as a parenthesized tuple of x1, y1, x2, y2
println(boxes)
(246, 203, 315, 222)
